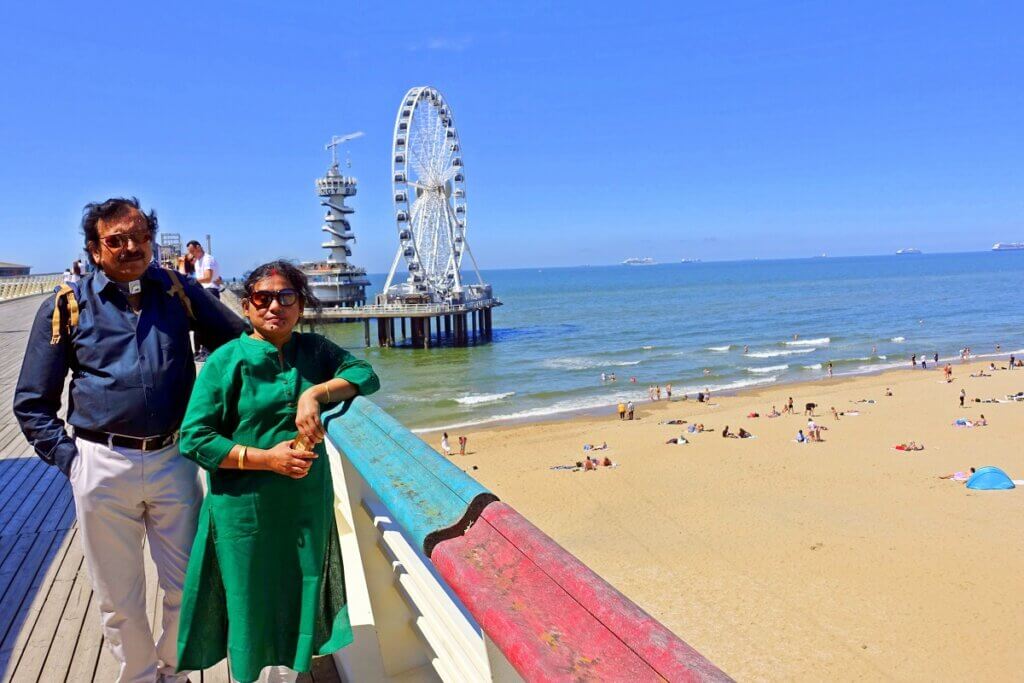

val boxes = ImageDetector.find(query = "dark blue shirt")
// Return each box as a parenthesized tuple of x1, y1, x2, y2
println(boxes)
(13, 264, 248, 474)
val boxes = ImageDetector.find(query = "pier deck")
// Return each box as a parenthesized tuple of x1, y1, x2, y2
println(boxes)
(0, 294, 339, 682)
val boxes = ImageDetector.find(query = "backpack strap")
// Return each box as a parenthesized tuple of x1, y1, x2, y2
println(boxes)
(164, 269, 196, 321)
(50, 283, 80, 345)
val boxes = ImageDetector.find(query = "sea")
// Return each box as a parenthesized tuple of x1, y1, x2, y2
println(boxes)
(322, 252, 1024, 433)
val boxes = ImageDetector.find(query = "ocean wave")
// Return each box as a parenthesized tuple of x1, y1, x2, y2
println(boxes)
(414, 376, 779, 434)
(454, 392, 515, 406)
(746, 364, 788, 374)
(785, 337, 830, 346)
(543, 357, 641, 371)
(706, 345, 732, 352)
(877, 355, 887, 360)
(802, 363, 822, 370)
(890, 336, 906, 343)
(745, 348, 815, 358)
(642, 345, 655, 350)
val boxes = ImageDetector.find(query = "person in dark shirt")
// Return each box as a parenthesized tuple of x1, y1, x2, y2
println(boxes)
(13, 197, 246, 682)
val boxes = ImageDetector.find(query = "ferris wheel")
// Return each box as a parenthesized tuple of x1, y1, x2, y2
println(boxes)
(384, 86, 484, 301)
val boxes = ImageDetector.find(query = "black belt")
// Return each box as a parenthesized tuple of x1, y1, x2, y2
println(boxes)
(75, 427, 178, 452)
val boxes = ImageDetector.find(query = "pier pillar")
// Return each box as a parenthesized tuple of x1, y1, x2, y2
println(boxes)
(401, 317, 406, 340)
(443, 315, 450, 337)
(411, 318, 423, 348)
(389, 319, 395, 347)
(363, 319, 370, 347)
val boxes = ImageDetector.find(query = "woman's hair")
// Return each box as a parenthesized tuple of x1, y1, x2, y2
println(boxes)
(243, 260, 321, 313)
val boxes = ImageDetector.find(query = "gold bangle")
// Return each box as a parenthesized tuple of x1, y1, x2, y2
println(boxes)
(239, 445, 247, 470)
(324, 382, 332, 403)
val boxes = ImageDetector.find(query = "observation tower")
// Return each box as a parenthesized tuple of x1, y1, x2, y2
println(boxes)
(301, 134, 370, 311)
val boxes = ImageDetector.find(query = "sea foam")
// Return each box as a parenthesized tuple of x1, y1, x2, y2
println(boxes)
(454, 392, 515, 406)
(746, 348, 815, 358)
(707, 345, 732, 352)
(746, 364, 788, 374)
(786, 337, 830, 346)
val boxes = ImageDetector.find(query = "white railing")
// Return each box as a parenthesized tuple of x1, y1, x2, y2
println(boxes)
(326, 440, 521, 682)
(0, 274, 63, 301)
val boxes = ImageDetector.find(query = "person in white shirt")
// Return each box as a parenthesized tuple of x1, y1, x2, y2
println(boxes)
(186, 240, 224, 361)
(186, 240, 221, 298)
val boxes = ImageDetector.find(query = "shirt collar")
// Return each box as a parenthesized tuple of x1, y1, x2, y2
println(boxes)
(95, 263, 163, 293)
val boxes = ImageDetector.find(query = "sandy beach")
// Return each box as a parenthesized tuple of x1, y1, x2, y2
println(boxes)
(426, 360, 1024, 681)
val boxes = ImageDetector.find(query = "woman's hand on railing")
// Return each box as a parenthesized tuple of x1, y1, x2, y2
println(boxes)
(262, 439, 317, 479)
(295, 389, 327, 446)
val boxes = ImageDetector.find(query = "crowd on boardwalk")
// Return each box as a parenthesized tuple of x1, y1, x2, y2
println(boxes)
(13, 198, 379, 683)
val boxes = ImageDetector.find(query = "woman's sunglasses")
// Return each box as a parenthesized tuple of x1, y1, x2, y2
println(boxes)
(247, 289, 299, 309)
(99, 230, 152, 250)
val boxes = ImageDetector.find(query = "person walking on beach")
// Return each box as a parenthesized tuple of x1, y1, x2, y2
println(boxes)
(441, 432, 452, 456)
(13, 197, 245, 682)
(827, 361, 833, 378)
(175, 260, 379, 681)
(911, 354, 917, 368)
(1011, 354, 1016, 370)
(655, 385, 662, 401)
(617, 402, 626, 420)
(666, 383, 672, 400)
(627, 400, 635, 420)
(458, 435, 467, 455)
(934, 352, 939, 364)
(959, 389, 966, 408)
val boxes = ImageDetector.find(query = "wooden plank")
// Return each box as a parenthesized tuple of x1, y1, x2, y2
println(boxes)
(0, 535, 36, 605)
(4, 528, 80, 682)
(36, 483, 72, 534)
(50, 569, 102, 683)
(0, 467, 59, 537)
(309, 654, 342, 682)
(0, 459, 43, 523)
(19, 474, 67, 536)
(0, 531, 62, 649)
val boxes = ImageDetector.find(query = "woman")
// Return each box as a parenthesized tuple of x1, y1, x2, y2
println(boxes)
(176, 261, 379, 682)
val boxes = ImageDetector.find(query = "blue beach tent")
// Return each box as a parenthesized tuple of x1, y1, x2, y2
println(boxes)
(965, 466, 1016, 490)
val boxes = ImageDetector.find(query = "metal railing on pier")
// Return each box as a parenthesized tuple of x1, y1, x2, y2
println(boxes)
(0, 274, 63, 302)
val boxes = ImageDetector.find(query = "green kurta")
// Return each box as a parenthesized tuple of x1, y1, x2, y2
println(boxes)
(176, 332, 379, 682)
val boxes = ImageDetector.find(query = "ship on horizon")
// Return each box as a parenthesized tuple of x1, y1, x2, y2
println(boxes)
(622, 257, 656, 266)
(992, 242, 1024, 251)
(896, 248, 922, 255)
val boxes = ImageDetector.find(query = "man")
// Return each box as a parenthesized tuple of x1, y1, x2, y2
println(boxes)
(14, 197, 247, 682)
(186, 239, 222, 361)
(186, 239, 221, 296)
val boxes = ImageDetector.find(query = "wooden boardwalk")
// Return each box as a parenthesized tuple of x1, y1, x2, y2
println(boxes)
(0, 294, 339, 682)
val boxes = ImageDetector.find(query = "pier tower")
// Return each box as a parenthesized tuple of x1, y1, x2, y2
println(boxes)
(302, 134, 370, 310)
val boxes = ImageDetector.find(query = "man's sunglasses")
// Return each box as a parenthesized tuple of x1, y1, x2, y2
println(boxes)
(99, 230, 152, 250)
(248, 289, 299, 308)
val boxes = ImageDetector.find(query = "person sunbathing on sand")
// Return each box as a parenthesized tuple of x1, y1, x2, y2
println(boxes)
(894, 441, 925, 451)
(767, 405, 781, 417)
(737, 427, 753, 439)
(660, 419, 687, 425)
(721, 425, 736, 438)
(665, 435, 689, 445)
(939, 467, 975, 482)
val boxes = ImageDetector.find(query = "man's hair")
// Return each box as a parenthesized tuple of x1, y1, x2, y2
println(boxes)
(186, 240, 202, 249)
(81, 197, 158, 264)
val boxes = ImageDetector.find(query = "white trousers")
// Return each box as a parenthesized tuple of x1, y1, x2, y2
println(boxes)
(70, 437, 203, 683)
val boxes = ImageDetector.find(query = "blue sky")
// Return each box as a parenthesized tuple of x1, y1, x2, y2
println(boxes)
(1, 1, 1021, 275)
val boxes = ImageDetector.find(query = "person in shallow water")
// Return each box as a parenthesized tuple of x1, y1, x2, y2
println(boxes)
(175, 260, 380, 683)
